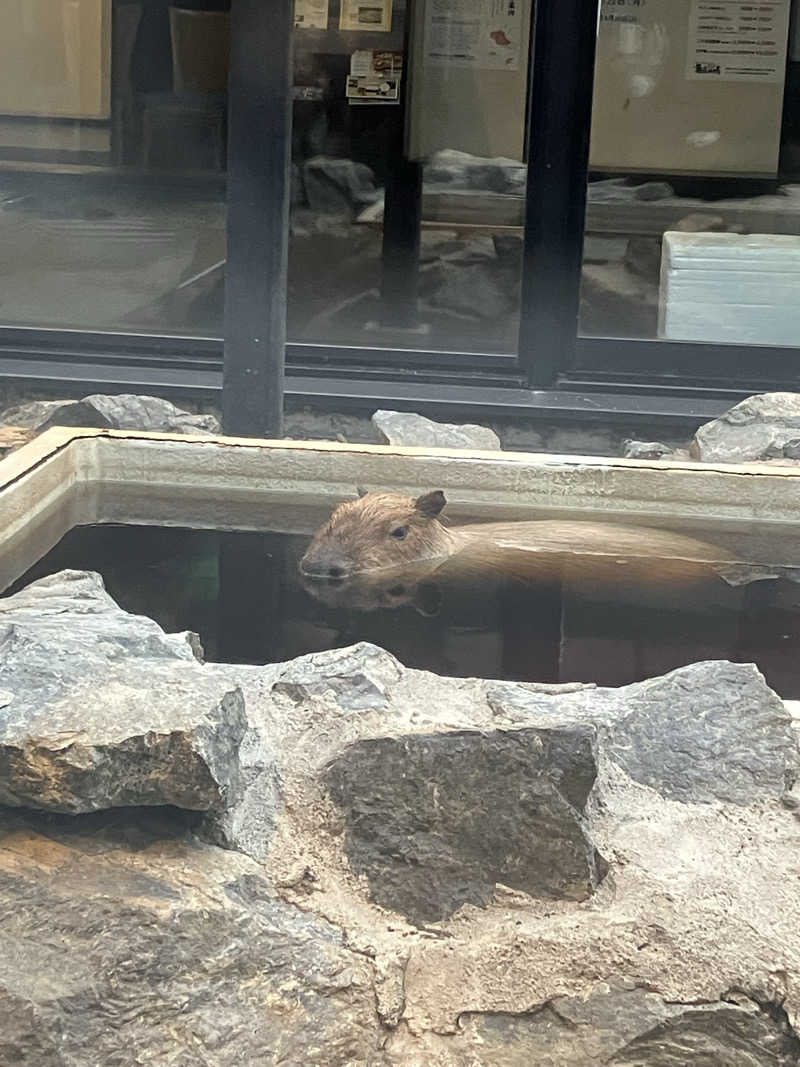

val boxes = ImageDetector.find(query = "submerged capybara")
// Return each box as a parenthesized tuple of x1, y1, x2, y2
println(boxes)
(299, 488, 740, 584)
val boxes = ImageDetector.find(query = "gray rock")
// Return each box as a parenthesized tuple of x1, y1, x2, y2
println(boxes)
(0, 394, 220, 435)
(394, 989, 800, 1065)
(691, 392, 800, 463)
(0, 808, 378, 1067)
(273, 642, 401, 710)
(325, 724, 607, 925)
(623, 439, 675, 459)
(4, 575, 800, 1062)
(372, 409, 501, 451)
(0, 572, 277, 858)
(426, 261, 515, 320)
(487, 660, 799, 806)
(303, 156, 380, 218)
(424, 149, 527, 193)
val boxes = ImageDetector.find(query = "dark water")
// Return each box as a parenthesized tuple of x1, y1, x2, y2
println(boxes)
(6, 520, 800, 698)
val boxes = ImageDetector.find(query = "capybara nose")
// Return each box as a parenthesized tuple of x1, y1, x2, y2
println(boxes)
(299, 552, 349, 579)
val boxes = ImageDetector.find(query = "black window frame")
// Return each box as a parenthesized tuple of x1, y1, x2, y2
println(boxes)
(0, 0, 799, 414)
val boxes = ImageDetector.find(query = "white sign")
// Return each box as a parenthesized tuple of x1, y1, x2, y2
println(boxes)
(294, 0, 329, 29)
(424, 0, 522, 71)
(339, 0, 392, 32)
(687, 0, 791, 83)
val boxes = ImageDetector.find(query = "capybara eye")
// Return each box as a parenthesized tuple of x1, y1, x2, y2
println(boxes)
(388, 585, 406, 597)
(390, 526, 409, 540)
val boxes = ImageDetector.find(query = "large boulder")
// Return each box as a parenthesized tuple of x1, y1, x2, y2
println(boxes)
(486, 659, 799, 806)
(372, 409, 501, 451)
(0, 393, 220, 436)
(691, 392, 800, 463)
(0, 807, 379, 1067)
(1, 571, 800, 1064)
(0, 572, 277, 855)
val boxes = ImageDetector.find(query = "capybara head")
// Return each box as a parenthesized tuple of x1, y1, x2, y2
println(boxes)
(299, 489, 452, 579)
(299, 560, 444, 616)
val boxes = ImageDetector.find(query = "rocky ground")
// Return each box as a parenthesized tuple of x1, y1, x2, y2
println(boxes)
(1, 569, 799, 1064)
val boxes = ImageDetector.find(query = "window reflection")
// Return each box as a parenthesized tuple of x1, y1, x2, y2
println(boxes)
(288, 0, 530, 355)
(0, 1, 228, 337)
(581, 0, 800, 347)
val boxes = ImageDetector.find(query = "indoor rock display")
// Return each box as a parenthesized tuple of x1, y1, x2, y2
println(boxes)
(1, 570, 799, 1064)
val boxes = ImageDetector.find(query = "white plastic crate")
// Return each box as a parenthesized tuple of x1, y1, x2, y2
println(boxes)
(659, 232, 800, 347)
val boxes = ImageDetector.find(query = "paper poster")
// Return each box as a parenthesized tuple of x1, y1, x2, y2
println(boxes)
(346, 50, 402, 102)
(294, 0, 328, 29)
(339, 0, 392, 32)
(423, 0, 522, 70)
(687, 0, 791, 83)
(599, 0, 644, 27)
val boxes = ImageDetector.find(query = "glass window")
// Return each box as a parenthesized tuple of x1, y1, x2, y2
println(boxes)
(580, 0, 800, 348)
(289, 0, 531, 355)
(0, 0, 228, 337)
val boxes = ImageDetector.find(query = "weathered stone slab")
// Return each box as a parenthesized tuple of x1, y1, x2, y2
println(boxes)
(487, 660, 799, 806)
(385, 988, 800, 1065)
(325, 724, 607, 924)
(372, 409, 501, 451)
(0, 808, 379, 1066)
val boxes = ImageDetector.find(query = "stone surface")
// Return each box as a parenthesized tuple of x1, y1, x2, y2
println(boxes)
(623, 439, 675, 459)
(691, 392, 800, 463)
(424, 149, 527, 193)
(372, 408, 501, 451)
(303, 156, 380, 218)
(0, 393, 220, 435)
(0, 572, 277, 856)
(325, 724, 608, 924)
(486, 660, 799, 806)
(0, 808, 378, 1066)
(384, 989, 800, 1064)
(2, 572, 800, 1064)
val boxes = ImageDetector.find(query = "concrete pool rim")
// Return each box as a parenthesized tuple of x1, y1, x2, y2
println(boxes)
(3, 425, 800, 593)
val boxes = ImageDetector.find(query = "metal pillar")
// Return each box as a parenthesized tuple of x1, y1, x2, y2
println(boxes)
(222, 0, 292, 438)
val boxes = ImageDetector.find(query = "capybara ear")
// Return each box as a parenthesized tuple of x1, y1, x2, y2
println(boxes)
(356, 485, 369, 498)
(414, 490, 446, 518)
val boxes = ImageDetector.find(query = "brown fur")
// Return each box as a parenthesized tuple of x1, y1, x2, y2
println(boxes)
(300, 491, 456, 578)
(299, 489, 740, 582)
